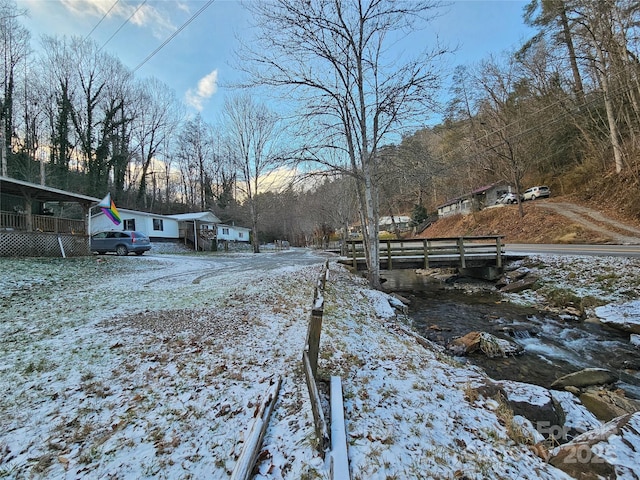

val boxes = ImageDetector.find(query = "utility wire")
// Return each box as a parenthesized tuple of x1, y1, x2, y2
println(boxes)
(84, 0, 120, 42)
(133, 0, 215, 73)
(99, 0, 148, 52)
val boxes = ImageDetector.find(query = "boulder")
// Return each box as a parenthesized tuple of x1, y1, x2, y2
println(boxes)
(447, 331, 523, 358)
(631, 334, 640, 348)
(579, 388, 640, 422)
(550, 390, 602, 442)
(551, 368, 618, 389)
(497, 380, 563, 434)
(549, 412, 640, 480)
(495, 270, 528, 289)
(447, 331, 481, 356)
(478, 332, 523, 358)
(499, 275, 538, 293)
(594, 299, 640, 334)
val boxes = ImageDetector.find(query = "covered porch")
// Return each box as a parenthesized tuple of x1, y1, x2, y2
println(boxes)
(0, 176, 100, 257)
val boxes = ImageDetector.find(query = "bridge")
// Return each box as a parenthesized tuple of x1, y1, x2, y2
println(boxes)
(338, 236, 507, 280)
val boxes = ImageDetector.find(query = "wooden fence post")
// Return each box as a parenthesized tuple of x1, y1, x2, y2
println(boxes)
(386, 240, 392, 270)
(351, 241, 357, 269)
(496, 236, 503, 268)
(307, 290, 324, 378)
(423, 239, 430, 269)
(457, 237, 466, 269)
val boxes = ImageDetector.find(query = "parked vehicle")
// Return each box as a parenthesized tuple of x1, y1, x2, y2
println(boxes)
(522, 186, 550, 201)
(91, 230, 152, 256)
(495, 192, 519, 205)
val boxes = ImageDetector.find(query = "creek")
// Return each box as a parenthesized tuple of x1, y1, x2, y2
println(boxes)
(381, 270, 640, 399)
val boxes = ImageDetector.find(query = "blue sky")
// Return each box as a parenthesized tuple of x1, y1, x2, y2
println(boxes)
(18, 0, 535, 126)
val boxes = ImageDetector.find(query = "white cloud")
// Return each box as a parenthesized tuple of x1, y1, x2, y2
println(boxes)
(59, 0, 175, 38)
(185, 70, 219, 111)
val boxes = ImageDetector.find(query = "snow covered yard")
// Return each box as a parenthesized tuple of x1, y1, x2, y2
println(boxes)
(1, 251, 638, 479)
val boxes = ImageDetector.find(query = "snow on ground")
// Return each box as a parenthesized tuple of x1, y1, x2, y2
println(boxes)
(595, 300, 640, 333)
(500, 254, 640, 311)
(0, 250, 638, 479)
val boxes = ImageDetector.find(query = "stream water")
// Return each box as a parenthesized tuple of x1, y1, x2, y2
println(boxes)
(381, 270, 640, 399)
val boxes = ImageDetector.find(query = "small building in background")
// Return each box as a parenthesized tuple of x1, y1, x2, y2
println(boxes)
(437, 182, 512, 218)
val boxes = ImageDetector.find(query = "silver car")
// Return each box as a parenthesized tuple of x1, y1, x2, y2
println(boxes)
(91, 230, 152, 256)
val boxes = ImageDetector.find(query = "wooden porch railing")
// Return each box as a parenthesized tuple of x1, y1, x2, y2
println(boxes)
(0, 210, 85, 235)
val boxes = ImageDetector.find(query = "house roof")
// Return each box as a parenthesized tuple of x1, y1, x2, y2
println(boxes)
(218, 224, 251, 232)
(92, 208, 176, 220)
(437, 182, 511, 209)
(0, 175, 100, 204)
(379, 216, 410, 225)
(169, 212, 221, 224)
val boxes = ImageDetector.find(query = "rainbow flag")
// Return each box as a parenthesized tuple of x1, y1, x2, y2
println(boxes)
(98, 193, 121, 226)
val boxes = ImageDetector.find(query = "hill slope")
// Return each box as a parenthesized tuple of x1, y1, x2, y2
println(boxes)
(420, 197, 640, 244)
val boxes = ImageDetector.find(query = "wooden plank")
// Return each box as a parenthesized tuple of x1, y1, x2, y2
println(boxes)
(231, 376, 282, 480)
(330, 376, 351, 480)
(302, 351, 330, 454)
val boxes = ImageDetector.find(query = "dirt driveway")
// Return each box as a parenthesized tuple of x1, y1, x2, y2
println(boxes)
(539, 202, 640, 244)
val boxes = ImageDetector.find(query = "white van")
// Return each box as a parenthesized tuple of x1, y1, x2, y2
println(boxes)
(522, 186, 550, 201)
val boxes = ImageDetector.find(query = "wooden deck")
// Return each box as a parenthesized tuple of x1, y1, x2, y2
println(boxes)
(338, 236, 506, 279)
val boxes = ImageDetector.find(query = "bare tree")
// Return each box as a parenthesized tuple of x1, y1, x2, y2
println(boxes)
(0, 0, 29, 177)
(221, 94, 285, 253)
(175, 114, 213, 211)
(473, 56, 529, 217)
(240, 0, 447, 287)
(130, 77, 183, 207)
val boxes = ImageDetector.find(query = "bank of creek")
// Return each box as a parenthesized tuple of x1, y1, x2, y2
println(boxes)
(380, 267, 640, 400)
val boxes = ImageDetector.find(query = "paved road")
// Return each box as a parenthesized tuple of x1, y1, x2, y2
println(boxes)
(505, 243, 640, 258)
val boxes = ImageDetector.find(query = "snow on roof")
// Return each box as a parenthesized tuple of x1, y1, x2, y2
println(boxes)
(91, 208, 176, 219)
(168, 211, 221, 223)
(218, 223, 251, 231)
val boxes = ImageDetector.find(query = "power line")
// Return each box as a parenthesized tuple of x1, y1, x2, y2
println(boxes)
(133, 0, 215, 73)
(84, 0, 120, 42)
(99, 0, 148, 52)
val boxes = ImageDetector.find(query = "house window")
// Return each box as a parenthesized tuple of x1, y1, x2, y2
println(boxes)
(123, 219, 135, 231)
(239, 232, 243, 239)
(153, 218, 163, 231)
(222, 227, 229, 235)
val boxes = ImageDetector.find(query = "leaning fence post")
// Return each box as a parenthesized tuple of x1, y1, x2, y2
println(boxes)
(306, 289, 324, 378)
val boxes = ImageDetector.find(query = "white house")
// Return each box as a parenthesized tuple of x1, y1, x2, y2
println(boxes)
(91, 208, 179, 240)
(379, 215, 411, 232)
(91, 208, 251, 250)
(437, 182, 512, 218)
(217, 224, 251, 242)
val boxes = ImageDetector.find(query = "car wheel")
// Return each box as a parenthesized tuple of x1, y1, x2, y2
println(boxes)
(116, 245, 128, 256)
